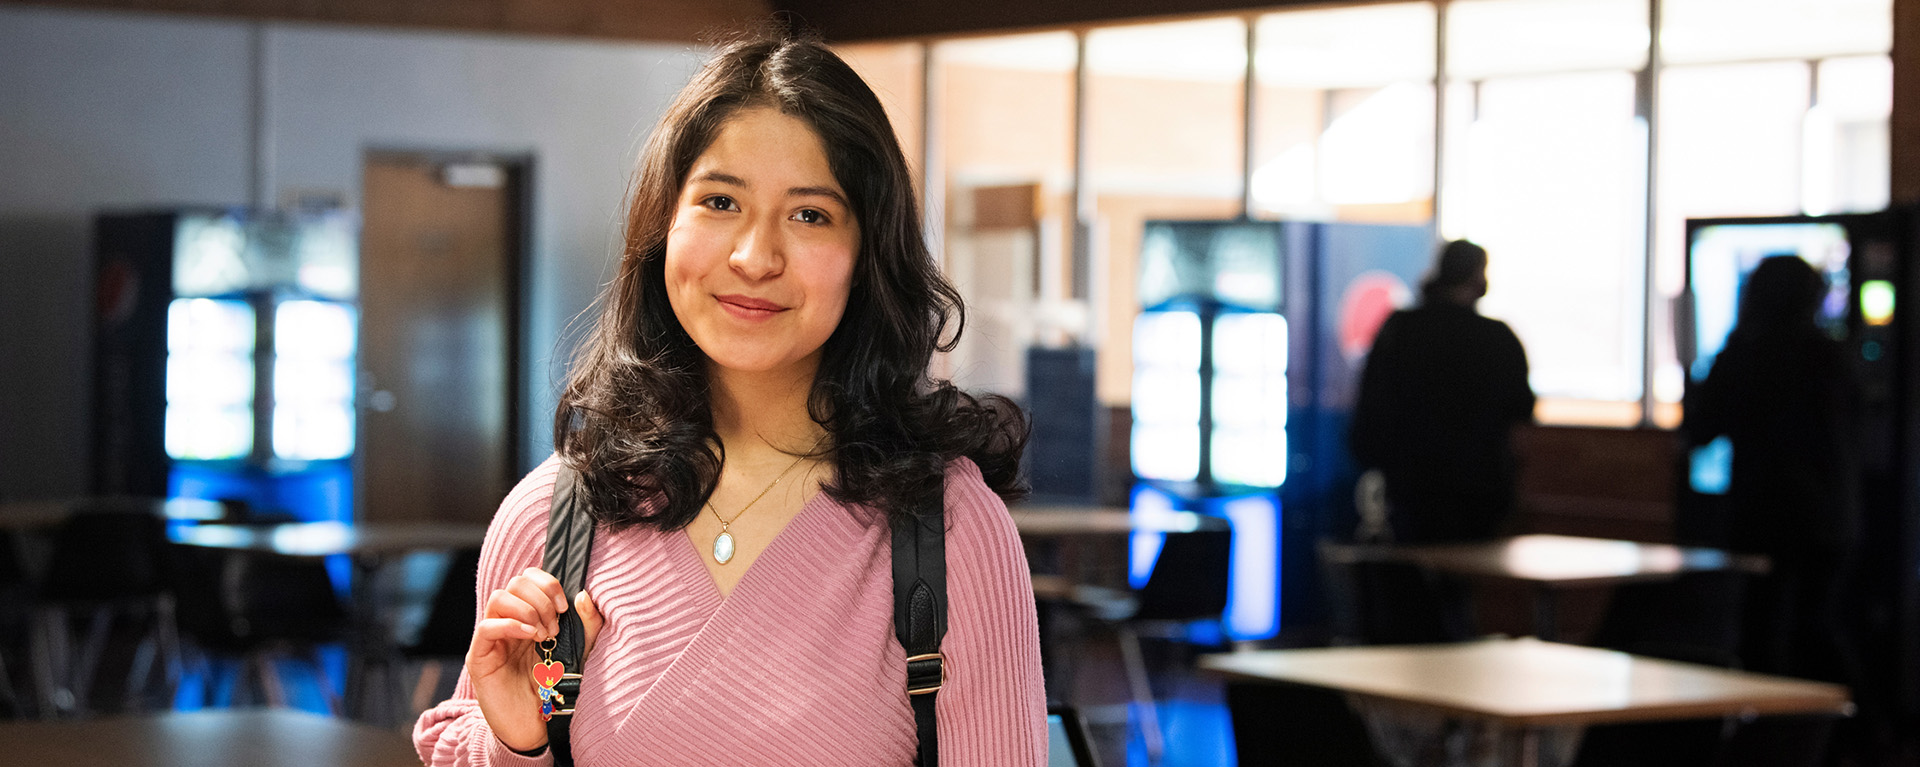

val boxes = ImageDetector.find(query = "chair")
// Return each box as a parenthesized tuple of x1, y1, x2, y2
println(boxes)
(1589, 570, 1747, 668)
(1571, 720, 1726, 767)
(28, 505, 181, 716)
(1225, 681, 1389, 767)
(1047, 703, 1102, 767)
(1319, 540, 1473, 646)
(169, 541, 348, 711)
(0, 530, 29, 717)
(1713, 715, 1838, 767)
(1055, 525, 1232, 763)
(399, 547, 480, 716)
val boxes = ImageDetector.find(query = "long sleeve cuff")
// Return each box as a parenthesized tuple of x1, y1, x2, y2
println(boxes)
(487, 736, 554, 766)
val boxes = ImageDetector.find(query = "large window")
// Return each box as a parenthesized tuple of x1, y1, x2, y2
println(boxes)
(1251, 3, 1436, 223)
(1442, 0, 1651, 425)
(903, 0, 1892, 428)
(1649, 0, 1892, 423)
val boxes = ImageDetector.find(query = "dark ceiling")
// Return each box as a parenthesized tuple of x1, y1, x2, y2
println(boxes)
(776, 0, 1335, 41)
(3, 0, 1339, 42)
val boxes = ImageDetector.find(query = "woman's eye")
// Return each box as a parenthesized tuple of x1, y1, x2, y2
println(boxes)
(704, 195, 737, 212)
(795, 209, 828, 225)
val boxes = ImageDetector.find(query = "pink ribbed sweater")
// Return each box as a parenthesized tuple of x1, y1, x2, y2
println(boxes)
(414, 456, 1046, 766)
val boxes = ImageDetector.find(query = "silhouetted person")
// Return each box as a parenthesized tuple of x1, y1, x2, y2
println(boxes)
(1351, 239, 1535, 543)
(1685, 255, 1859, 683)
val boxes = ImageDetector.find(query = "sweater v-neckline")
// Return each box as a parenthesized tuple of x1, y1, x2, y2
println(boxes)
(679, 488, 832, 604)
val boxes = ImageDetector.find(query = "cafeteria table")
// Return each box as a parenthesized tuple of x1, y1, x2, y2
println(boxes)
(0, 708, 420, 767)
(1009, 505, 1227, 537)
(1322, 534, 1771, 640)
(1201, 637, 1851, 767)
(0, 497, 227, 531)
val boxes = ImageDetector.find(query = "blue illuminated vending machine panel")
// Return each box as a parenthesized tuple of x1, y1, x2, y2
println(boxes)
(95, 209, 358, 522)
(1130, 220, 1287, 641)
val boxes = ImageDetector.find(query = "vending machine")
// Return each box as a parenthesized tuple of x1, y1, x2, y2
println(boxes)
(1129, 219, 1432, 640)
(92, 208, 358, 522)
(1680, 209, 1920, 724)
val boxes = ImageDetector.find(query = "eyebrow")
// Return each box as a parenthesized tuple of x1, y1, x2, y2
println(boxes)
(690, 171, 850, 210)
(788, 185, 852, 210)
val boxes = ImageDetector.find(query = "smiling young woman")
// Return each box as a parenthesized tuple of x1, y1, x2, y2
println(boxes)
(414, 29, 1042, 767)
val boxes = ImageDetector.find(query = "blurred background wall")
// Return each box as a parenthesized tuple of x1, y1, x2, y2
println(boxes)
(0, 5, 709, 499)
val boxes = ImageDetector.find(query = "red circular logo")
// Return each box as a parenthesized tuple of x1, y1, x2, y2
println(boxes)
(1339, 270, 1411, 361)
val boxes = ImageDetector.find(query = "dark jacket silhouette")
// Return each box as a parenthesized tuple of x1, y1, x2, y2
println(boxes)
(1685, 255, 1859, 680)
(1350, 241, 1535, 543)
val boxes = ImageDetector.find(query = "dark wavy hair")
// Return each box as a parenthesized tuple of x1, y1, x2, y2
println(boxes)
(553, 32, 1028, 530)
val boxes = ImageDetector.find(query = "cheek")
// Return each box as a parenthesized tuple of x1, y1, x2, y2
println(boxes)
(812, 249, 857, 325)
(663, 215, 721, 282)
(662, 223, 707, 317)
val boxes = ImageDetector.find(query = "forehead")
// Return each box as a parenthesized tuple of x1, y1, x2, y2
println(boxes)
(688, 107, 840, 186)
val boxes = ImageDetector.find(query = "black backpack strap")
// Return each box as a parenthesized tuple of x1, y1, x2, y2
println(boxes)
(893, 496, 947, 767)
(542, 464, 596, 767)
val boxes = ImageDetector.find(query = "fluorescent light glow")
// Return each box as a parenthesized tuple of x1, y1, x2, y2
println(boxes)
(1129, 485, 1178, 588)
(1862, 280, 1896, 326)
(1219, 493, 1280, 640)
(1130, 424, 1201, 483)
(1132, 310, 1203, 371)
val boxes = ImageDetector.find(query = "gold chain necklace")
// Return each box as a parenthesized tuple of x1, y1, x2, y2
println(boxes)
(706, 449, 811, 565)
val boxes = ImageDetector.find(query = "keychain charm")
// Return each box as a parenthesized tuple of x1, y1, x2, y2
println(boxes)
(533, 638, 567, 721)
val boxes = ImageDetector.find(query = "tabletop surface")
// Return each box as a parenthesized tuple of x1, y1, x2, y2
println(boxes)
(1327, 534, 1771, 586)
(1200, 637, 1851, 727)
(0, 708, 421, 767)
(0, 497, 227, 529)
(169, 520, 489, 557)
(1009, 506, 1230, 536)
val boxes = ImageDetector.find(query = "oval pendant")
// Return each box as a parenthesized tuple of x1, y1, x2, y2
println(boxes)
(713, 531, 736, 564)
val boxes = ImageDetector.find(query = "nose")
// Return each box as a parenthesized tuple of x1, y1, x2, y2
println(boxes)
(729, 215, 785, 281)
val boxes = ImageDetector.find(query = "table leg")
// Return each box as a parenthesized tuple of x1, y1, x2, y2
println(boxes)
(1532, 585, 1558, 642)
(342, 554, 396, 723)
(1507, 726, 1542, 767)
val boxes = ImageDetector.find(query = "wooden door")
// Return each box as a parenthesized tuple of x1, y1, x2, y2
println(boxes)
(358, 155, 521, 523)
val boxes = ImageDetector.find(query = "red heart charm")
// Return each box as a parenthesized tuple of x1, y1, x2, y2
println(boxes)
(533, 660, 565, 689)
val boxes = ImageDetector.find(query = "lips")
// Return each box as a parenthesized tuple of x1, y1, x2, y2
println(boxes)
(715, 294, 787, 319)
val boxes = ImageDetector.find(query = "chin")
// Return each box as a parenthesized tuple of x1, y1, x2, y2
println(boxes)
(704, 352, 809, 378)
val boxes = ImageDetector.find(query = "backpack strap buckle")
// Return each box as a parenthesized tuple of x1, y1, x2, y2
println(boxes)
(906, 652, 946, 695)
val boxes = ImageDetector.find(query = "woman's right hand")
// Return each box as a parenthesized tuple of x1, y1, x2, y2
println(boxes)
(467, 567, 603, 753)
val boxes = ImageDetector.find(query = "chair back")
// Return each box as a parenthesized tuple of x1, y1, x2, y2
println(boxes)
(168, 547, 346, 650)
(42, 509, 169, 601)
(228, 555, 346, 644)
(1572, 720, 1726, 767)
(406, 547, 481, 657)
(1590, 569, 1747, 667)
(1319, 540, 1471, 644)
(1226, 681, 1389, 767)
(1712, 716, 1837, 767)
(1133, 527, 1232, 623)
